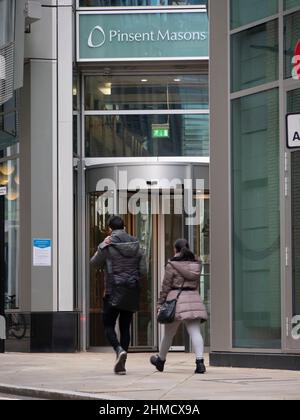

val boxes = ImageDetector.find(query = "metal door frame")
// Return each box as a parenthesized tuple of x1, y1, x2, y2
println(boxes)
(81, 162, 209, 352)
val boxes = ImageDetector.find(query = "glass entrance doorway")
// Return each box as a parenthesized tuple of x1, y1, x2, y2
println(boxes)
(88, 190, 210, 351)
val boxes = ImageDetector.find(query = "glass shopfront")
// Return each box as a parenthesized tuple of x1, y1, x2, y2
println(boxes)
(76, 0, 210, 351)
(229, 0, 300, 354)
(79, 1, 208, 8)
(232, 89, 281, 349)
(0, 94, 19, 311)
(0, 159, 20, 309)
(84, 74, 209, 157)
(287, 88, 300, 350)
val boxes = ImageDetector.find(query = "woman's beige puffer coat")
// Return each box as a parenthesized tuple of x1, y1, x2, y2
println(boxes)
(158, 260, 208, 323)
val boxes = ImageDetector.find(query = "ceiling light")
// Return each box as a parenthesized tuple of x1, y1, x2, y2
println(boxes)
(174, 78, 181, 82)
(98, 82, 112, 96)
(6, 191, 19, 201)
(0, 163, 15, 176)
(0, 175, 9, 185)
(141, 79, 148, 83)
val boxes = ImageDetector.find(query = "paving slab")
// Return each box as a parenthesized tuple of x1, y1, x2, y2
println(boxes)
(0, 352, 299, 400)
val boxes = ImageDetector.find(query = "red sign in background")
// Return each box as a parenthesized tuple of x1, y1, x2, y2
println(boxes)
(293, 40, 300, 80)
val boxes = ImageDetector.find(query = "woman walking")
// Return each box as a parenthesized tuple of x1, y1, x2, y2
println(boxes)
(150, 239, 208, 374)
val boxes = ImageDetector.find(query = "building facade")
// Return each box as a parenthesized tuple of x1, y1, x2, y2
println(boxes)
(1, 0, 210, 353)
(210, 0, 300, 369)
(3, 0, 299, 370)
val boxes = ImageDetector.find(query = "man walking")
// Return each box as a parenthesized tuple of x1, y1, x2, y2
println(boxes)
(90, 216, 146, 375)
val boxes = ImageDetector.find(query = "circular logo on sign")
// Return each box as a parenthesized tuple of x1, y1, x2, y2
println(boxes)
(88, 26, 106, 48)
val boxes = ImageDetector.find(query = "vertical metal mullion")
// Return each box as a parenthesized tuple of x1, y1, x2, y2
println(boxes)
(153, 197, 160, 350)
(157, 205, 165, 351)
(0, 195, 5, 352)
(279, 0, 287, 352)
(78, 73, 88, 351)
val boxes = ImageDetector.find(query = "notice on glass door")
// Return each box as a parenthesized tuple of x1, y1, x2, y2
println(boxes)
(0, 186, 7, 196)
(33, 239, 52, 267)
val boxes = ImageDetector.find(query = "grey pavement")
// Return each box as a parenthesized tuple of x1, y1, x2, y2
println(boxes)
(0, 352, 299, 400)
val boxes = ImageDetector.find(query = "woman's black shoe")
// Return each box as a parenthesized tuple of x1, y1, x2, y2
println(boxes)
(195, 359, 206, 374)
(150, 355, 166, 372)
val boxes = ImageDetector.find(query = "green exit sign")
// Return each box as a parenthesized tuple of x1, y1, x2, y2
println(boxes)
(152, 125, 170, 138)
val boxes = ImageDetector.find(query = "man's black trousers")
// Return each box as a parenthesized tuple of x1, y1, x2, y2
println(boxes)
(102, 297, 133, 352)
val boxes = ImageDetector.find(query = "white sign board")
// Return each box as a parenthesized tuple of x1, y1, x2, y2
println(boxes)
(0, 186, 7, 196)
(287, 113, 300, 149)
(33, 239, 52, 267)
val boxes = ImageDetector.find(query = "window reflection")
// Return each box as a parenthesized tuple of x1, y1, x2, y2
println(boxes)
(284, 11, 300, 79)
(0, 95, 18, 151)
(0, 0, 15, 47)
(231, 20, 279, 92)
(85, 114, 209, 157)
(232, 89, 281, 349)
(231, 0, 278, 30)
(284, 0, 300, 10)
(85, 75, 209, 111)
(0, 159, 20, 310)
(79, 1, 208, 7)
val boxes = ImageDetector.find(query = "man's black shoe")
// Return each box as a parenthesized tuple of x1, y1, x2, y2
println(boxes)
(114, 346, 127, 375)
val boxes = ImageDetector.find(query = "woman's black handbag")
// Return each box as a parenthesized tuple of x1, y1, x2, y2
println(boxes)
(157, 263, 186, 324)
(157, 299, 177, 324)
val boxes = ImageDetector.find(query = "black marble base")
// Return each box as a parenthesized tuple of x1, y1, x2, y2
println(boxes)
(5, 312, 79, 353)
(210, 351, 300, 371)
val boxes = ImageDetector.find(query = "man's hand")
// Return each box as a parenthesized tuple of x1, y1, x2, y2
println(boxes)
(104, 236, 112, 245)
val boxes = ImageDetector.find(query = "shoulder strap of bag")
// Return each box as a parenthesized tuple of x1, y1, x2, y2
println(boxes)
(103, 247, 113, 275)
(102, 242, 124, 275)
(168, 261, 187, 300)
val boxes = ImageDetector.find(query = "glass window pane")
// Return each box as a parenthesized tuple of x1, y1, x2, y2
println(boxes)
(284, 0, 300, 10)
(232, 89, 281, 349)
(79, 1, 208, 7)
(287, 89, 300, 317)
(284, 11, 300, 79)
(73, 115, 78, 156)
(1, 159, 20, 309)
(85, 114, 209, 157)
(231, 20, 278, 92)
(0, 94, 18, 152)
(287, 88, 300, 112)
(85, 75, 208, 111)
(231, 0, 278, 30)
(0, 0, 15, 47)
(73, 75, 78, 111)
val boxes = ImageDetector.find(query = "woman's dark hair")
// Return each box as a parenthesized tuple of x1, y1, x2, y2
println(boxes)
(171, 239, 197, 262)
(108, 216, 124, 231)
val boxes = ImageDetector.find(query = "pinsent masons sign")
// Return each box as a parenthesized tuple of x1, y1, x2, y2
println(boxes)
(77, 11, 209, 62)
